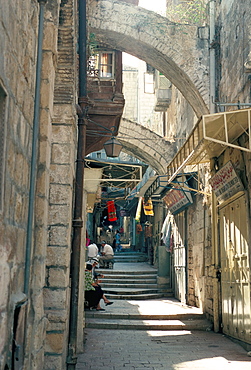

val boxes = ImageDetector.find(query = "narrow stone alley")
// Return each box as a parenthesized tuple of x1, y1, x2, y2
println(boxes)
(76, 252, 251, 370)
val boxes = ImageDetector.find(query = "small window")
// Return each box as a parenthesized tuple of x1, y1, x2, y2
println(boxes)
(0, 85, 7, 211)
(88, 51, 115, 79)
(146, 64, 155, 74)
(99, 52, 114, 78)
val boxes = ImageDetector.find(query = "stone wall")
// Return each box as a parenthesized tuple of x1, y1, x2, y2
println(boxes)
(88, 0, 210, 117)
(215, 0, 251, 106)
(186, 187, 212, 314)
(44, 0, 80, 368)
(0, 0, 79, 367)
(0, 1, 41, 368)
(123, 61, 168, 136)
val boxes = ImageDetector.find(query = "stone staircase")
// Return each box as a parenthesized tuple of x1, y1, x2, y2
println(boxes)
(98, 251, 172, 300)
(100, 269, 173, 300)
(113, 251, 148, 263)
(85, 251, 213, 332)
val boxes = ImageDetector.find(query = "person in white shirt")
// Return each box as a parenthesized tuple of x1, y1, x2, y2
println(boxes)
(87, 242, 99, 260)
(99, 241, 114, 267)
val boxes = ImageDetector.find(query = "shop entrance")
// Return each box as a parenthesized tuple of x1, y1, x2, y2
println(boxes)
(219, 193, 251, 344)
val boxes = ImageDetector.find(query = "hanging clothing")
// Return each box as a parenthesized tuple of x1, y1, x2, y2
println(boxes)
(136, 223, 142, 234)
(135, 197, 142, 222)
(145, 224, 152, 238)
(143, 199, 154, 216)
(107, 200, 117, 222)
(161, 214, 172, 252)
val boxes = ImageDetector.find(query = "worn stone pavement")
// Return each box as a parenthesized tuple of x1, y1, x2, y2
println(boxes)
(76, 327, 251, 370)
(76, 262, 251, 369)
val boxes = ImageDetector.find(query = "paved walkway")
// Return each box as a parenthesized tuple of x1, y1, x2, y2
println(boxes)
(76, 261, 251, 369)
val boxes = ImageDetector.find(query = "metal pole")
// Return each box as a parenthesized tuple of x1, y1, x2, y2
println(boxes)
(24, 0, 47, 295)
(67, 0, 88, 368)
(209, 0, 216, 114)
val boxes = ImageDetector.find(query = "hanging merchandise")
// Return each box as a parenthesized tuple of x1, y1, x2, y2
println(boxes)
(136, 223, 143, 234)
(143, 198, 154, 216)
(144, 222, 152, 237)
(161, 214, 173, 252)
(107, 200, 117, 222)
(135, 197, 142, 221)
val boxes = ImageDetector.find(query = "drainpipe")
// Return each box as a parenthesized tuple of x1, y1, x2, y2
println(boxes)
(209, 0, 216, 114)
(67, 0, 88, 368)
(24, 0, 47, 295)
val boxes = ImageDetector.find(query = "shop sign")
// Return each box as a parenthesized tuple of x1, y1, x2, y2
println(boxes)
(209, 161, 244, 203)
(120, 209, 128, 217)
(163, 186, 193, 215)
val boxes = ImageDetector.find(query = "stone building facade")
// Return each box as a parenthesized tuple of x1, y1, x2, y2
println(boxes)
(0, 0, 251, 369)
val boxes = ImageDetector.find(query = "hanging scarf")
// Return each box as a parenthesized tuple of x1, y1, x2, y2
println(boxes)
(143, 198, 154, 216)
(107, 201, 117, 221)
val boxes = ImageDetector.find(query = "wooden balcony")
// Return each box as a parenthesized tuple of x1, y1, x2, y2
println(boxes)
(86, 51, 125, 155)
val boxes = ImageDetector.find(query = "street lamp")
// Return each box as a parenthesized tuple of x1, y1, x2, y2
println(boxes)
(86, 118, 123, 158)
(103, 136, 123, 157)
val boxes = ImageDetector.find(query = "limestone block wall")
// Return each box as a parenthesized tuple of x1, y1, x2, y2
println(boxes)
(122, 66, 138, 122)
(43, 0, 80, 368)
(88, 0, 210, 117)
(215, 0, 251, 105)
(24, 2, 61, 368)
(183, 161, 214, 323)
(187, 193, 212, 312)
(165, 86, 197, 146)
(0, 1, 42, 368)
(122, 61, 165, 136)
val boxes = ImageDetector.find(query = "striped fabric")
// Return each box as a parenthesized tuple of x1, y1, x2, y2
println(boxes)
(143, 199, 154, 216)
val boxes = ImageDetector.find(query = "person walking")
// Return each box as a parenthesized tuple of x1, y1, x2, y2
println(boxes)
(115, 230, 122, 252)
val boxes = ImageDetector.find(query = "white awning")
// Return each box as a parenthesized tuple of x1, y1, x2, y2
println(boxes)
(166, 108, 251, 182)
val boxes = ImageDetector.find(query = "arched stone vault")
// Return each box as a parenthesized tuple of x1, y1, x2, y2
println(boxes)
(118, 118, 176, 174)
(88, 0, 210, 118)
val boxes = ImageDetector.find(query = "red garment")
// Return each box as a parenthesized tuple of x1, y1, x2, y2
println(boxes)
(107, 201, 117, 222)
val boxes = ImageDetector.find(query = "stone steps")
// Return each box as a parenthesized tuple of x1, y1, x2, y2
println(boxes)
(103, 292, 171, 300)
(97, 252, 172, 300)
(101, 278, 157, 284)
(99, 271, 157, 276)
(114, 256, 148, 263)
(85, 310, 213, 331)
(101, 283, 159, 289)
(86, 312, 204, 320)
(85, 318, 212, 331)
(85, 253, 212, 332)
(113, 251, 148, 263)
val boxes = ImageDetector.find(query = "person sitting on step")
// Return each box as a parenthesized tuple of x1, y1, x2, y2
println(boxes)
(90, 257, 113, 308)
(99, 240, 114, 268)
(87, 241, 99, 260)
(85, 262, 113, 311)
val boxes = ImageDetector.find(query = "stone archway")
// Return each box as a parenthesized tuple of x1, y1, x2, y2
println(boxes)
(88, 0, 210, 118)
(118, 118, 176, 174)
